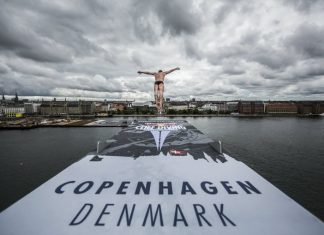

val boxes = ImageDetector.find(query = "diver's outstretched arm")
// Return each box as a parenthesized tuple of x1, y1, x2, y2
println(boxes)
(138, 71, 155, 75)
(165, 67, 180, 74)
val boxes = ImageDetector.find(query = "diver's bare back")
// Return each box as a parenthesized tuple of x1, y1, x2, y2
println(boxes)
(154, 72, 166, 82)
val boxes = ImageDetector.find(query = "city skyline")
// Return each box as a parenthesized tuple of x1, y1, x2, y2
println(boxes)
(1, 0, 324, 101)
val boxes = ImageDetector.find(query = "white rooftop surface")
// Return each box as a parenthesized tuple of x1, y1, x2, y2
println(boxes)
(0, 153, 323, 235)
(1, 120, 323, 234)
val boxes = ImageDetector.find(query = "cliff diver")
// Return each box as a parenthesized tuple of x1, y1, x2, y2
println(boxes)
(137, 67, 180, 114)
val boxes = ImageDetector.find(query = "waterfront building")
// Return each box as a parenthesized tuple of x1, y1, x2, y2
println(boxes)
(39, 102, 51, 115)
(0, 93, 25, 117)
(40, 101, 66, 115)
(67, 102, 80, 115)
(188, 101, 197, 109)
(319, 102, 324, 114)
(296, 101, 324, 114)
(253, 101, 265, 114)
(24, 103, 41, 114)
(24, 103, 33, 114)
(132, 101, 154, 109)
(198, 102, 229, 113)
(132, 101, 155, 113)
(79, 101, 95, 114)
(94, 102, 109, 113)
(238, 101, 252, 114)
(216, 102, 229, 113)
(266, 102, 298, 114)
(314, 102, 324, 114)
(107, 101, 133, 112)
(0, 105, 25, 117)
(108, 102, 126, 112)
(227, 102, 239, 112)
(168, 101, 188, 111)
(200, 103, 218, 111)
(39, 101, 95, 115)
(238, 101, 264, 114)
(51, 102, 67, 115)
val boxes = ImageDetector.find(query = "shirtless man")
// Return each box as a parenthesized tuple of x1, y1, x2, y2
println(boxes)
(138, 67, 180, 114)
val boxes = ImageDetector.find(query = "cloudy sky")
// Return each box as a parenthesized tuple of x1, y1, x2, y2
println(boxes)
(0, 0, 324, 101)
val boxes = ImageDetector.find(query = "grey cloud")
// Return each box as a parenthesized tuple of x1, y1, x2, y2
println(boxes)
(214, 4, 231, 24)
(0, 63, 10, 74)
(49, 88, 125, 100)
(286, 59, 324, 80)
(208, 29, 296, 70)
(250, 49, 295, 70)
(0, 73, 44, 96)
(221, 60, 245, 75)
(7, 61, 56, 78)
(285, 0, 324, 12)
(0, 0, 323, 100)
(133, 0, 201, 37)
(207, 45, 245, 65)
(240, 31, 260, 45)
(184, 38, 202, 59)
(223, 68, 245, 75)
(0, 5, 72, 63)
(286, 23, 324, 58)
(213, 0, 253, 25)
(213, 0, 239, 24)
(208, 44, 295, 70)
(240, 30, 297, 70)
(305, 69, 324, 77)
(230, 78, 261, 88)
(131, 52, 143, 67)
(284, 80, 324, 96)
(301, 88, 324, 95)
(132, 17, 159, 44)
(258, 58, 324, 91)
(155, 0, 201, 35)
(0, 1, 110, 63)
(0, 72, 125, 97)
(17, 45, 72, 63)
(260, 70, 278, 80)
(3, 0, 203, 99)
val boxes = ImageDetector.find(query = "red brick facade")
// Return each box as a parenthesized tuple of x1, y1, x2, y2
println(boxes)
(266, 103, 297, 113)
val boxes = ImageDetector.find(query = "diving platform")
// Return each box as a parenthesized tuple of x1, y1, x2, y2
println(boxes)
(0, 120, 323, 234)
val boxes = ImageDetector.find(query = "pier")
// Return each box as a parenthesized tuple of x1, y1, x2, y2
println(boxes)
(0, 120, 323, 234)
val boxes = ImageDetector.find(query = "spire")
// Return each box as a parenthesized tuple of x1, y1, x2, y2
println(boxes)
(14, 92, 19, 103)
(2, 93, 5, 101)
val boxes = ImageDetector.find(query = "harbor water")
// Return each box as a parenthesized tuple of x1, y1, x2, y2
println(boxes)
(0, 117, 323, 220)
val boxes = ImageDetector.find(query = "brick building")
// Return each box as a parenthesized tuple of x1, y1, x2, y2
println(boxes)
(296, 101, 324, 114)
(238, 101, 252, 114)
(253, 101, 265, 114)
(265, 102, 298, 114)
(238, 101, 264, 114)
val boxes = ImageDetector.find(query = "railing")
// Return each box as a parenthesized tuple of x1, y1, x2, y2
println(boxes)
(96, 139, 115, 154)
(218, 140, 223, 154)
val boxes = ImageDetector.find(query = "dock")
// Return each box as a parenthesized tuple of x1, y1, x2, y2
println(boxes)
(0, 120, 323, 234)
(0, 119, 129, 129)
